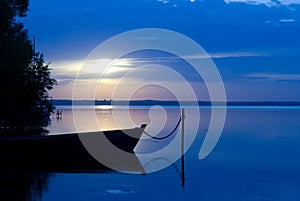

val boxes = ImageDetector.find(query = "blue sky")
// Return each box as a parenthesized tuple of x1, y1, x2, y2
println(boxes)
(23, 0, 300, 101)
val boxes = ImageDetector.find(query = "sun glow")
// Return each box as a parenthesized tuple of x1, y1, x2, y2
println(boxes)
(105, 66, 131, 74)
(95, 105, 113, 110)
(112, 59, 132, 66)
(105, 59, 133, 74)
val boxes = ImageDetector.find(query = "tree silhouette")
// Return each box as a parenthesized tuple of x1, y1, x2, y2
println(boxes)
(0, 0, 56, 135)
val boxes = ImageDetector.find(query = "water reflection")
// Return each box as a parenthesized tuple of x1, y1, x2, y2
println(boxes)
(49, 107, 184, 134)
(48, 107, 200, 154)
(8, 107, 300, 200)
(0, 173, 50, 201)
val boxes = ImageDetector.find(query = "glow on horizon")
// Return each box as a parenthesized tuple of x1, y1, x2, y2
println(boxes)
(49, 58, 134, 100)
(48, 49, 300, 101)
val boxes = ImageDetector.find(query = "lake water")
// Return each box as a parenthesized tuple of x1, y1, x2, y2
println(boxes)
(1, 106, 300, 201)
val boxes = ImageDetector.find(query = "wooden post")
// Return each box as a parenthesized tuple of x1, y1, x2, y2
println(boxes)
(181, 108, 185, 188)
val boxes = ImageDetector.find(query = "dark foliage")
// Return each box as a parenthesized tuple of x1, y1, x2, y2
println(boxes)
(0, 0, 56, 135)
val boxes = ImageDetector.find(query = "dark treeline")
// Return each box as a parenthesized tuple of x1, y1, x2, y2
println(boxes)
(0, 0, 56, 135)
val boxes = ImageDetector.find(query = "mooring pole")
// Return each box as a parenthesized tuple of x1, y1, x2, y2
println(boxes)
(181, 108, 185, 188)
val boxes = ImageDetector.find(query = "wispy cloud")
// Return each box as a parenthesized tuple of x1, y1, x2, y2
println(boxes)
(156, 0, 300, 6)
(56, 79, 74, 86)
(50, 50, 267, 83)
(246, 73, 300, 83)
(157, 0, 169, 4)
(279, 0, 300, 5)
(279, 18, 296, 22)
(266, 18, 296, 24)
(224, 0, 277, 7)
(185, 51, 267, 59)
(224, 0, 300, 6)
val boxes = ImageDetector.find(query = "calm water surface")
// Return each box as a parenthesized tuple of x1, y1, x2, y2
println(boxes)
(1, 107, 300, 201)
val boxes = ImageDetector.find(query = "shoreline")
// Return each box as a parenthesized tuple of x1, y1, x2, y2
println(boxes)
(52, 99, 300, 107)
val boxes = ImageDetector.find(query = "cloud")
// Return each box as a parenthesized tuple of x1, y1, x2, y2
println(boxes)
(157, 0, 169, 4)
(279, 18, 296, 22)
(116, 50, 266, 62)
(50, 50, 267, 83)
(224, 0, 277, 6)
(279, 0, 300, 5)
(185, 51, 267, 59)
(56, 79, 74, 86)
(224, 0, 300, 6)
(156, 0, 300, 7)
(246, 73, 300, 83)
(53, 74, 76, 80)
(266, 18, 296, 25)
(156, 0, 197, 6)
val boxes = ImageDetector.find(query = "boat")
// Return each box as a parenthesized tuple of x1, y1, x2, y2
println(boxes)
(0, 124, 147, 172)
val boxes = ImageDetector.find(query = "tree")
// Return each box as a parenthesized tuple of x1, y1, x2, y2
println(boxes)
(0, 0, 56, 135)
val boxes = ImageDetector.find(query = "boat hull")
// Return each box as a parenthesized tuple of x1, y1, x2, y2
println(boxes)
(0, 126, 146, 172)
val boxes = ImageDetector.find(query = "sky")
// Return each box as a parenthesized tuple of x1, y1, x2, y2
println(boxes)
(23, 0, 300, 101)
